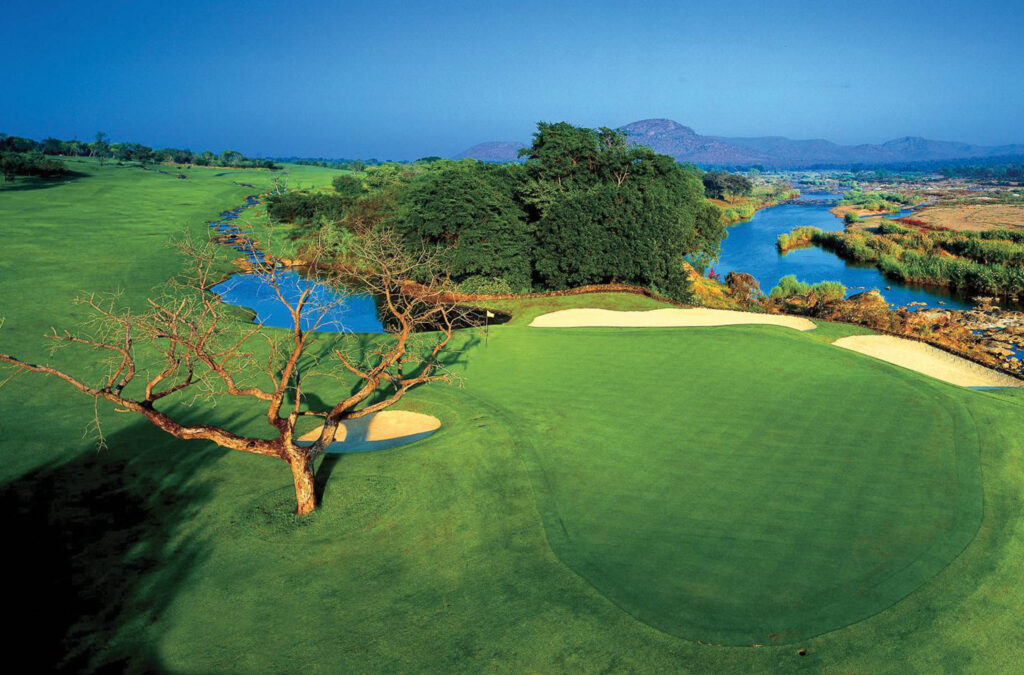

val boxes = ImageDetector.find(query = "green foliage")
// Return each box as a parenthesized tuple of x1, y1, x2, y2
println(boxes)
(810, 221, 1024, 301)
(331, 174, 364, 203)
(0, 131, 277, 169)
(702, 171, 754, 199)
(457, 275, 515, 295)
(769, 275, 812, 298)
(395, 122, 725, 302)
(777, 226, 820, 252)
(0, 150, 70, 181)
(809, 280, 846, 303)
(839, 189, 917, 213)
(397, 163, 534, 291)
(720, 202, 756, 223)
(843, 212, 859, 225)
(265, 190, 351, 224)
(768, 275, 845, 303)
(519, 122, 722, 301)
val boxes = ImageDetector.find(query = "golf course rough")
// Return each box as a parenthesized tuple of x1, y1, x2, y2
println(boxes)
(467, 325, 984, 645)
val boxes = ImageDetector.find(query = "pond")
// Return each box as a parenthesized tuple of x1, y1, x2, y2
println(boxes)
(715, 193, 971, 310)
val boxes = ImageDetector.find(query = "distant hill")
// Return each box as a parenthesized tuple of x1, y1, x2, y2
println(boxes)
(453, 141, 526, 163)
(619, 119, 767, 165)
(455, 118, 1024, 168)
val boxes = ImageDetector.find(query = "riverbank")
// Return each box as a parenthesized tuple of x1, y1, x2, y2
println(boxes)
(712, 186, 801, 225)
(715, 192, 973, 311)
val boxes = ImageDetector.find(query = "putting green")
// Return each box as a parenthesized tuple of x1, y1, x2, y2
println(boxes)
(465, 326, 982, 645)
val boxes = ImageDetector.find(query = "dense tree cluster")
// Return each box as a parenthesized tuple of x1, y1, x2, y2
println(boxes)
(273, 122, 720, 301)
(0, 150, 70, 181)
(282, 158, 380, 171)
(267, 123, 725, 301)
(938, 162, 1024, 183)
(0, 132, 277, 169)
(701, 170, 754, 199)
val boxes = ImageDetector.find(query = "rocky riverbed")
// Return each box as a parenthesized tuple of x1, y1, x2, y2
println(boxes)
(936, 308, 1024, 374)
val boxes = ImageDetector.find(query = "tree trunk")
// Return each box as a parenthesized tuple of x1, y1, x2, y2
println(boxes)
(288, 450, 318, 516)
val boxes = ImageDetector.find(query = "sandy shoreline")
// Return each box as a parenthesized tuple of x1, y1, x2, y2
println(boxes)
(833, 335, 1022, 388)
(529, 308, 817, 331)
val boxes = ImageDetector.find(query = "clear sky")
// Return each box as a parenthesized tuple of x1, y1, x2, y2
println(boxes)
(4, 0, 1022, 159)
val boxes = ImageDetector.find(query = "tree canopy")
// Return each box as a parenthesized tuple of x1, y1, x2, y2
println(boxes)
(386, 122, 723, 300)
(0, 132, 277, 169)
(701, 170, 754, 200)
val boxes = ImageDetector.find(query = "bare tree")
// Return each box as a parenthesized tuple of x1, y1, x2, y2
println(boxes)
(0, 227, 466, 515)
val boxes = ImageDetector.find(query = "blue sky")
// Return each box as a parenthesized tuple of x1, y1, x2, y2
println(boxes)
(4, 0, 1022, 159)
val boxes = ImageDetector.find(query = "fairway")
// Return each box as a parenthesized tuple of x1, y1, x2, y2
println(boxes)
(464, 326, 982, 644)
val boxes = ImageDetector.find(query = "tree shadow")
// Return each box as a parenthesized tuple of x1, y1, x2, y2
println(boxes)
(0, 421, 222, 672)
(0, 171, 87, 192)
(315, 452, 345, 501)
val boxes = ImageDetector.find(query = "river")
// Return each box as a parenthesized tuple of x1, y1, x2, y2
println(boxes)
(206, 196, 384, 333)
(207, 192, 973, 331)
(714, 193, 972, 310)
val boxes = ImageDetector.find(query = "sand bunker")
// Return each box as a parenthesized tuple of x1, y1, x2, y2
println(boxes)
(298, 410, 441, 453)
(529, 308, 816, 331)
(833, 335, 1023, 388)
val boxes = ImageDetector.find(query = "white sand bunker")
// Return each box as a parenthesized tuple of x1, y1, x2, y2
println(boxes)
(833, 335, 1023, 388)
(298, 410, 441, 454)
(530, 308, 816, 331)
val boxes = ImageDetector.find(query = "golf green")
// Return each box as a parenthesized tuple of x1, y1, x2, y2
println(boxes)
(463, 326, 982, 645)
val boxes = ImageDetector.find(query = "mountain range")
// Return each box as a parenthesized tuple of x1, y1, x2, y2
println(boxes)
(454, 118, 1024, 168)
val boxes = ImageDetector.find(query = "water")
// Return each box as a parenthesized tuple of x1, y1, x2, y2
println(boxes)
(210, 270, 384, 333)
(715, 193, 971, 310)
(207, 197, 384, 333)
(859, 203, 931, 219)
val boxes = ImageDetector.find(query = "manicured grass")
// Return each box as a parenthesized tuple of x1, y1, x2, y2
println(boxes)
(476, 291, 675, 326)
(3, 162, 1024, 670)
(467, 326, 980, 645)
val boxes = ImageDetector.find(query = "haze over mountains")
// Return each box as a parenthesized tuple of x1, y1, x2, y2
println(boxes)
(455, 119, 1024, 168)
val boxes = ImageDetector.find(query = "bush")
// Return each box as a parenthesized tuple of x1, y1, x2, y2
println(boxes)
(777, 226, 820, 252)
(266, 191, 350, 224)
(809, 281, 846, 304)
(456, 276, 515, 295)
(725, 271, 763, 305)
(769, 275, 811, 299)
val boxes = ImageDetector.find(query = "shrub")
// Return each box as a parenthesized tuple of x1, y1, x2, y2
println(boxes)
(769, 275, 811, 299)
(777, 226, 821, 252)
(725, 271, 763, 305)
(809, 281, 846, 304)
(457, 275, 515, 295)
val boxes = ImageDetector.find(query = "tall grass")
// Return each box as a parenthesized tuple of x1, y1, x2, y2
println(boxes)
(807, 220, 1024, 300)
(777, 226, 821, 252)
